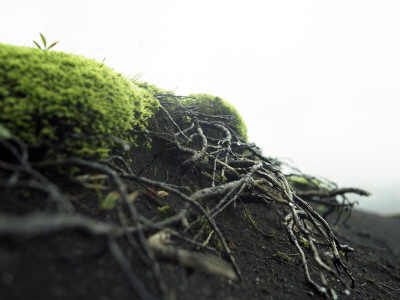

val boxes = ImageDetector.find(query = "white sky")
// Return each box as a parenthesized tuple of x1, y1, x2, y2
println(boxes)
(1, 0, 399, 214)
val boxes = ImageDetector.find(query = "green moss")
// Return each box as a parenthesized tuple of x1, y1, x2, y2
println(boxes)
(244, 207, 256, 227)
(135, 82, 173, 96)
(286, 175, 332, 192)
(157, 205, 171, 213)
(299, 237, 310, 248)
(214, 173, 227, 183)
(182, 93, 248, 141)
(273, 251, 291, 262)
(0, 43, 159, 159)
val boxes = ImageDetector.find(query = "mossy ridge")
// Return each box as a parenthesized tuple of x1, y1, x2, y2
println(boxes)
(135, 82, 174, 96)
(183, 93, 248, 141)
(132, 83, 248, 141)
(0, 43, 159, 159)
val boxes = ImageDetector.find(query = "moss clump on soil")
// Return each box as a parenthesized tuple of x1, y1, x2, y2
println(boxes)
(135, 81, 173, 96)
(286, 175, 332, 191)
(182, 93, 248, 141)
(0, 43, 159, 159)
(272, 251, 291, 262)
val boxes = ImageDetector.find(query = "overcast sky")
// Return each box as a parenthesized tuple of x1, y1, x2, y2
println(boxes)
(1, 0, 399, 214)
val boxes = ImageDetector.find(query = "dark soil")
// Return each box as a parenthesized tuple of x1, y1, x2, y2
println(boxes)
(1, 143, 399, 300)
(0, 104, 399, 300)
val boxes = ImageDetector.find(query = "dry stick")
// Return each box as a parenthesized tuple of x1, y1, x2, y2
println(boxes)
(159, 104, 189, 140)
(185, 162, 262, 232)
(269, 156, 354, 295)
(229, 156, 287, 198)
(294, 194, 355, 255)
(102, 155, 135, 174)
(284, 213, 328, 296)
(182, 118, 208, 166)
(147, 231, 237, 280)
(158, 102, 358, 296)
(174, 121, 195, 137)
(101, 156, 192, 195)
(292, 194, 355, 289)
(211, 152, 219, 187)
(296, 187, 371, 198)
(119, 171, 243, 280)
(0, 212, 118, 237)
(229, 135, 355, 295)
(290, 205, 351, 294)
(33, 158, 167, 299)
(208, 153, 241, 178)
(199, 121, 232, 178)
(308, 236, 350, 292)
(131, 203, 190, 232)
(210, 181, 247, 219)
(191, 161, 260, 202)
(184, 182, 244, 233)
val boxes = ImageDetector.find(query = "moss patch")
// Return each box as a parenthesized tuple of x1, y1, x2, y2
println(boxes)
(182, 93, 248, 141)
(0, 43, 159, 159)
(135, 82, 173, 96)
(286, 175, 332, 192)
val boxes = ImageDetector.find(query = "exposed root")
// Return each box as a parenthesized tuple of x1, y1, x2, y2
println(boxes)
(0, 94, 371, 298)
(147, 231, 237, 280)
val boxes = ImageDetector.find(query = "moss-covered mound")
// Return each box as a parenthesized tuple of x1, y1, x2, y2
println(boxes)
(135, 82, 173, 96)
(0, 43, 158, 158)
(184, 93, 248, 141)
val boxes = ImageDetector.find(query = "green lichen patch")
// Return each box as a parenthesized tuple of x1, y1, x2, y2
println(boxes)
(0, 43, 159, 159)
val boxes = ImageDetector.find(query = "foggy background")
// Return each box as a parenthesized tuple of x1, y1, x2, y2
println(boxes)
(1, 0, 399, 214)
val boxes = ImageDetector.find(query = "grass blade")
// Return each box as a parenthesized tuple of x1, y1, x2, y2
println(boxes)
(39, 33, 47, 48)
(47, 41, 59, 50)
(33, 40, 42, 49)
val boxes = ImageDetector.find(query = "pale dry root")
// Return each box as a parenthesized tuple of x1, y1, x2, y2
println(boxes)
(0, 94, 370, 299)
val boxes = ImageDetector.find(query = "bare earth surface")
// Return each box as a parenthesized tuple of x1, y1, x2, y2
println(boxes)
(0, 142, 399, 300)
(0, 101, 399, 300)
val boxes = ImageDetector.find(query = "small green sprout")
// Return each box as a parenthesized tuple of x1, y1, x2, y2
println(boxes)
(100, 191, 119, 210)
(33, 33, 59, 50)
(157, 205, 171, 213)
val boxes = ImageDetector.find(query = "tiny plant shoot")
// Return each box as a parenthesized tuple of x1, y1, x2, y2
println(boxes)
(33, 33, 59, 50)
